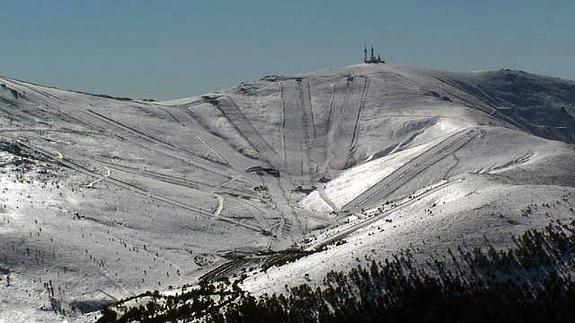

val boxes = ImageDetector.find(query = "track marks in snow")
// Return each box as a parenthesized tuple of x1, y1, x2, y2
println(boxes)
(349, 77, 370, 158)
(442, 152, 460, 180)
(260, 176, 302, 242)
(281, 218, 294, 240)
(83, 109, 243, 184)
(279, 79, 316, 178)
(213, 194, 224, 217)
(3, 77, 64, 102)
(156, 106, 231, 166)
(10, 138, 268, 234)
(214, 96, 283, 168)
(317, 184, 337, 212)
(198, 258, 249, 282)
(471, 151, 534, 175)
(342, 128, 479, 210)
(310, 180, 454, 250)
(325, 76, 370, 170)
(98, 162, 256, 200)
(86, 165, 110, 188)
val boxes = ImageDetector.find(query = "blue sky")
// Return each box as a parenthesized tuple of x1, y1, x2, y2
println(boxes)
(1, 0, 574, 99)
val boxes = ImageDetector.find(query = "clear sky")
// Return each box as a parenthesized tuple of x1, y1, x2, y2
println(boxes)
(1, 0, 574, 100)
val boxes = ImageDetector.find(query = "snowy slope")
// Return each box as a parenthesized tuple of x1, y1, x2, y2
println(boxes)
(0, 63, 574, 321)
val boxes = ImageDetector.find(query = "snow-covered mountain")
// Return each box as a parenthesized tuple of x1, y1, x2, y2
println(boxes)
(1, 63, 574, 321)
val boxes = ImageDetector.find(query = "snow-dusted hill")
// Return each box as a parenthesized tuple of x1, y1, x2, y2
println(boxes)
(0, 63, 574, 321)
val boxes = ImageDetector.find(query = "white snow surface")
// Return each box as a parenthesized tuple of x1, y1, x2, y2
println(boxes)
(0, 63, 575, 321)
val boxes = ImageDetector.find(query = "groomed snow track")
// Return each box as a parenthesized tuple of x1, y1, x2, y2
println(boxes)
(99, 161, 255, 197)
(279, 79, 316, 177)
(8, 137, 269, 234)
(214, 96, 284, 168)
(310, 181, 454, 250)
(342, 128, 479, 211)
(156, 106, 232, 166)
(325, 76, 370, 170)
(198, 258, 250, 282)
(85, 109, 236, 178)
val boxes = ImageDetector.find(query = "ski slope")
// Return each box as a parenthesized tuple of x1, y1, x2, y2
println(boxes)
(1, 63, 575, 321)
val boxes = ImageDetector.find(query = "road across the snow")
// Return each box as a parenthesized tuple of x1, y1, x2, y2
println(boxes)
(341, 128, 479, 211)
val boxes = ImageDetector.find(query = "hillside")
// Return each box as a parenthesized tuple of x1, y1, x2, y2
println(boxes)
(0, 63, 574, 321)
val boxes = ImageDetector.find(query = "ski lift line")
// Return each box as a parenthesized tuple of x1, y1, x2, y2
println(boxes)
(178, 106, 269, 169)
(349, 77, 370, 150)
(38, 104, 97, 130)
(280, 80, 313, 177)
(354, 137, 464, 207)
(156, 105, 232, 167)
(296, 80, 313, 143)
(98, 160, 255, 197)
(215, 96, 284, 168)
(84, 109, 237, 180)
(310, 180, 453, 251)
(349, 130, 474, 208)
(342, 128, 478, 210)
(279, 81, 288, 163)
(320, 83, 337, 174)
(86, 109, 229, 166)
(0, 128, 102, 135)
(326, 77, 365, 170)
(429, 75, 527, 132)
(5, 77, 64, 102)
(11, 138, 267, 233)
(97, 161, 202, 189)
(306, 80, 317, 140)
(324, 82, 347, 170)
(0, 100, 37, 123)
(297, 79, 317, 179)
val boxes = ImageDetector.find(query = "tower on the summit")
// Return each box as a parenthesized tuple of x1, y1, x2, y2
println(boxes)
(363, 44, 385, 64)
